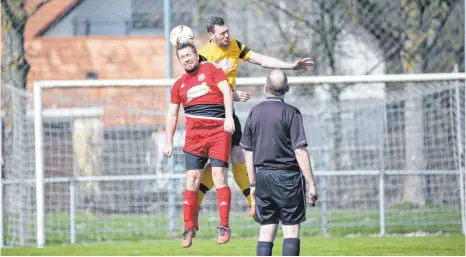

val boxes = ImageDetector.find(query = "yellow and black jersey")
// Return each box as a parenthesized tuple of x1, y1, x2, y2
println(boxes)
(198, 38, 253, 90)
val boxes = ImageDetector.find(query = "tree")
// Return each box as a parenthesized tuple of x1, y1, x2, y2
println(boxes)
(2, 0, 51, 176)
(350, 0, 462, 206)
(252, 0, 365, 170)
(1, 0, 52, 244)
(2, 0, 51, 89)
(247, 0, 462, 207)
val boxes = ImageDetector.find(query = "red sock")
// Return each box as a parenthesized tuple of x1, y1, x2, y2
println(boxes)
(216, 187, 231, 227)
(183, 189, 198, 229)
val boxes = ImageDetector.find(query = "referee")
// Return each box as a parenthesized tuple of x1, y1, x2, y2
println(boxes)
(239, 69, 318, 256)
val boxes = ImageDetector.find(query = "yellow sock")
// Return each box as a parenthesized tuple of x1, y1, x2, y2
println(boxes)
(232, 163, 255, 206)
(198, 165, 214, 206)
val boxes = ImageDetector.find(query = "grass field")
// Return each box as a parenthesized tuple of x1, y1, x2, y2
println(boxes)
(3, 205, 463, 256)
(2, 234, 465, 256)
(3, 206, 462, 245)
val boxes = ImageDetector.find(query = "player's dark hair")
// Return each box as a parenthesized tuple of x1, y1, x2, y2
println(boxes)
(266, 73, 290, 96)
(176, 43, 197, 58)
(207, 16, 226, 33)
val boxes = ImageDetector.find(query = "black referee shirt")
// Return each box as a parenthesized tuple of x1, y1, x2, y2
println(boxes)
(239, 97, 308, 172)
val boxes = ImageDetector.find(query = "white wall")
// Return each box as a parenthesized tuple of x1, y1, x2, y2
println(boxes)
(44, 0, 163, 36)
(44, 0, 386, 102)
(316, 31, 386, 101)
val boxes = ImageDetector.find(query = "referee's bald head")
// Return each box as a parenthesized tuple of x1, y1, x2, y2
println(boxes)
(266, 69, 289, 96)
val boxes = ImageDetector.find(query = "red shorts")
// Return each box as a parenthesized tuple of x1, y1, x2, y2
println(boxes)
(184, 117, 231, 164)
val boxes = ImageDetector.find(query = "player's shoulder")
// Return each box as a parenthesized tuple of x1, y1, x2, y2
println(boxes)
(199, 42, 213, 54)
(200, 61, 221, 70)
(261, 98, 301, 113)
(246, 102, 269, 121)
(249, 102, 265, 115)
(174, 74, 185, 82)
(284, 103, 304, 121)
(230, 38, 240, 47)
(282, 101, 301, 113)
(172, 74, 186, 87)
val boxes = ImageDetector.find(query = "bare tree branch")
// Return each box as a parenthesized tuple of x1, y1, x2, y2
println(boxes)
(253, 0, 323, 36)
(28, 0, 52, 18)
(352, 0, 401, 50)
(251, 1, 290, 45)
(364, 43, 404, 75)
(423, 1, 456, 58)
(1, 0, 17, 26)
(319, 0, 336, 75)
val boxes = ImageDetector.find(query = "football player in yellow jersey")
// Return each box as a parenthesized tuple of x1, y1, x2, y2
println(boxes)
(193, 17, 313, 231)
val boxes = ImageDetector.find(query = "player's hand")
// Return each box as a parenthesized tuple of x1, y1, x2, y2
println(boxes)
(250, 186, 256, 199)
(163, 144, 173, 158)
(224, 117, 235, 134)
(292, 57, 314, 71)
(308, 184, 318, 204)
(236, 91, 250, 102)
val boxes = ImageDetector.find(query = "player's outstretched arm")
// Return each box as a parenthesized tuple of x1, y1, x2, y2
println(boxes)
(217, 80, 235, 134)
(247, 52, 314, 71)
(164, 103, 180, 157)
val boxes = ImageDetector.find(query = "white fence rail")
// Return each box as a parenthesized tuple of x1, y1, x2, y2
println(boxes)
(2, 170, 462, 247)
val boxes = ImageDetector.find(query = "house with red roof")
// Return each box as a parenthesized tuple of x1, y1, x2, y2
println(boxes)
(21, 0, 207, 126)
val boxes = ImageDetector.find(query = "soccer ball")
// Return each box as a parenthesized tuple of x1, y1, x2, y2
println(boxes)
(169, 25, 194, 47)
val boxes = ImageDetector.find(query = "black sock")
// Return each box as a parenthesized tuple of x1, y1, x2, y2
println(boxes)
(283, 238, 300, 256)
(257, 241, 273, 256)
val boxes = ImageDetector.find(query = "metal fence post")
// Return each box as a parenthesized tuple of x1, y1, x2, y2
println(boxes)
(0, 161, 3, 249)
(69, 141, 78, 244)
(168, 159, 176, 236)
(379, 170, 385, 236)
(455, 64, 466, 236)
(69, 179, 76, 244)
(0, 81, 3, 249)
(164, 0, 175, 237)
(319, 150, 328, 236)
(34, 82, 45, 248)
(462, 0, 466, 236)
(460, 168, 465, 235)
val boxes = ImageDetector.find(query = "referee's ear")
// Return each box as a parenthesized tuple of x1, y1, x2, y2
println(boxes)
(264, 84, 269, 95)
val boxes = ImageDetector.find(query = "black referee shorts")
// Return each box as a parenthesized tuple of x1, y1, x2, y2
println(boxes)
(254, 170, 306, 225)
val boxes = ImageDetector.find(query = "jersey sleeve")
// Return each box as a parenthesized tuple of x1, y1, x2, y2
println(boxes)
(240, 110, 254, 151)
(236, 40, 253, 61)
(210, 63, 228, 84)
(170, 80, 181, 104)
(290, 109, 308, 149)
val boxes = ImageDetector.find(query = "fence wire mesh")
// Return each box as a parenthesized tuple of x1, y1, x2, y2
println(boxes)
(2, 77, 465, 247)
